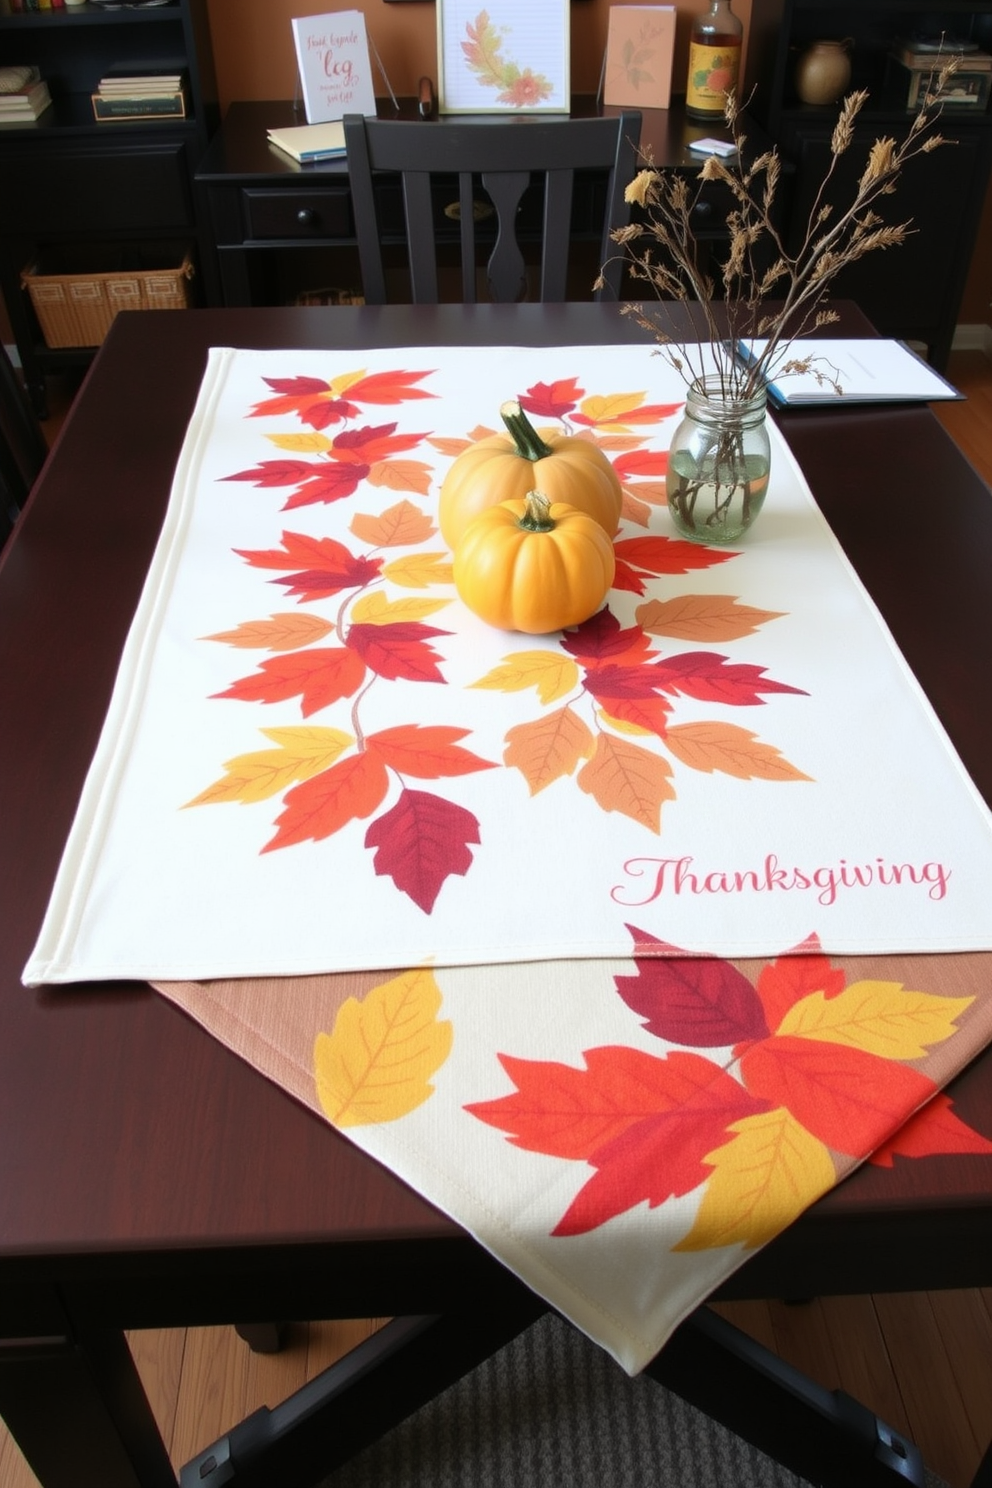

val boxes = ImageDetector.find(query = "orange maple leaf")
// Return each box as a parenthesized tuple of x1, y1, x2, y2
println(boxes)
(263, 750, 389, 852)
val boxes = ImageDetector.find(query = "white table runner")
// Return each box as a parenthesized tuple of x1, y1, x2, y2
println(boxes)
(24, 344, 992, 985)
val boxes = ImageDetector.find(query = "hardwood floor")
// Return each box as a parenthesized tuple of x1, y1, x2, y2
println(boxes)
(2, 348, 991, 1488)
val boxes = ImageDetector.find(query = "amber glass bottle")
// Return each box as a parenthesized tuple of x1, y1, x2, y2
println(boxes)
(685, 0, 743, 121)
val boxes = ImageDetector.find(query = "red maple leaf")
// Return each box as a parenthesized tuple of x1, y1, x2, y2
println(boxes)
(582, 661, 670, 702)
(561, 609, 654, 665)
(517, 378, 583, 420)
(365, 724, 496, 778)
(614, 535, 738, 576)
(235, 532, 382, 602)
(739, 1036, 937, 1158)
(754, 950, 847, 1036)
(342, 369, 437, 405)
(869, 1092, 992, 1167)
(612, 449, 671, 481)
(347, 622, 449, 683)
(595, 692, 672, 736)
(649, 651, 807, 706)
(365, 788, 481, 911)
(615, 951, 771, 1047)
(466, 1045, 767, 1236)
(264, 750, 390, 852)
(611, 557, 653, 595)
(223, 459, 315, 489)
(282, 461, 370, 510)
(331, 423, 428, 463)
(213, 646, 366, 715)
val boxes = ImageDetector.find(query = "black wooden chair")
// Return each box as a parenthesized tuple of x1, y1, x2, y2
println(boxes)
(342, 111, 641, 305)
(1, 340, 49, 545)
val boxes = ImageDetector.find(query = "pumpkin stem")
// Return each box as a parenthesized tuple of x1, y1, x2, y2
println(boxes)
(517, 491, 556, 532)
(500, 400, 555, 462)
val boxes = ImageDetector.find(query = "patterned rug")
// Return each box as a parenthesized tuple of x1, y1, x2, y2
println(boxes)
(322, 1311, 947, 1488)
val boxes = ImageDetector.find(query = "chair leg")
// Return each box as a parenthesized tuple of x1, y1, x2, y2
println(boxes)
(182, 1296, 547, 1488)
(647, 1305, 926, 1488)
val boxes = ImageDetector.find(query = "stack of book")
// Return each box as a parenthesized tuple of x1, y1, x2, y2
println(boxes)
(91, 68, 188, 123)
(0, 65, 52, 123)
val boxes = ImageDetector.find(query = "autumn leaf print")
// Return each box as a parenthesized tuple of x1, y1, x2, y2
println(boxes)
(203, 612, 335, 652)
(674, 1108, 836, 1251)
(460, 10, 553, 106)
(235, 532, 382, 603)
(314, 969, 452, 1126)
(468, 931, 986, 1246)
(869, 1092, 992, 1167)
(366, 790, 483, 912)
(185, 726, 353, 806)
(251, 368, 436, 430)
(636, 595, 785, 643)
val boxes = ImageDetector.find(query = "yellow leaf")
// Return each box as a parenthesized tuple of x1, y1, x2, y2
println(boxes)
(578, 392, 650, 428)
(382, 552, 454, 589)
(777, 981, 974, 1061)
(577, 733, 675, 830)
(351, 591, 450, 625)
(504, 706, 595, 794)
(665, 722, 812, 782)
(185, 726, 353, 807)
(329, 368, 367, 396)
(471, 651, 579, 705)
(202, 613, 334, 652)
(266, 431, 332, 453)
(367, 459, 433, 495)
(675, 1109, 836, 1252)
(351, 500, 436, 548)
(636, 594, 784, 642)
(313, 969, 453, 1127)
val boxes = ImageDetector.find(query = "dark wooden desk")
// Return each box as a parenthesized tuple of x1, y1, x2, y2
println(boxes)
(2, 303, 991, 1488)
(195, 100, 747, 309)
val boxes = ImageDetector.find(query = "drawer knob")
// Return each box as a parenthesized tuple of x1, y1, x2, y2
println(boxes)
(692, 199, 713, 219)
(296, 207, 318, 226)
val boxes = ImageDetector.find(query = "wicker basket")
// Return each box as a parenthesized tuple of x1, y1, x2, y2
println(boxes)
(21, 248, 195, 349)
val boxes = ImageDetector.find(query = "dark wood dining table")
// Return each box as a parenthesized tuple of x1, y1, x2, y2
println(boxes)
(1, 303, 991, 1488)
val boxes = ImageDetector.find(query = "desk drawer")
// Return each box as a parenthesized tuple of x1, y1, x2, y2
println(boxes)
(244, 188, 352, 240)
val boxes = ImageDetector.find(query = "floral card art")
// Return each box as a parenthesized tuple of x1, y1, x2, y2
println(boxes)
(23, 345, 992, 987)
(437, 2, 569, 113)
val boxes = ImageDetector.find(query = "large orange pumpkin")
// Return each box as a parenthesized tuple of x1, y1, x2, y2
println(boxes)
(453, 491, 616, 635)
(439, 400, 623, 549)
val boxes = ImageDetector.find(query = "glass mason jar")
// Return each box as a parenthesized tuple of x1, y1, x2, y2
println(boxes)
(665, 377, 771, 543)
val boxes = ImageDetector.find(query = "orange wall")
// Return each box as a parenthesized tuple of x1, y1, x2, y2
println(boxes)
(202, 0, 989, 330)
(203, 0, 752, 110)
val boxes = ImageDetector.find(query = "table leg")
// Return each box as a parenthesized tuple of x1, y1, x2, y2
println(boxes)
(0, 1322, 176, 1488)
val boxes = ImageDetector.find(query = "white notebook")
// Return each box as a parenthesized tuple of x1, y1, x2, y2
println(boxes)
(737, 338, 962, 407)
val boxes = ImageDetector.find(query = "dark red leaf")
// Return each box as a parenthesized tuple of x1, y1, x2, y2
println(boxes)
(333, 421, 398, 451)
(650, 651, 808, 706)
(365, 788, 481, 911)
(262, 375, 330, 395)
(562, 610, 654, 664)
(347, 622, 449, 683)
(615, 953, 771, 1047)
(583, 662, 668, 702)
(303, 398, 360, 429)
(223, 459, 314, 488)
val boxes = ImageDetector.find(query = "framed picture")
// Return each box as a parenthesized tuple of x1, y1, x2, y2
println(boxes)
(437, 0, 570, 113)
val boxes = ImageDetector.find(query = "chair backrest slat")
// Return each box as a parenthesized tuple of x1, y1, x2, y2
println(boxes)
(343, 112, 642, 306)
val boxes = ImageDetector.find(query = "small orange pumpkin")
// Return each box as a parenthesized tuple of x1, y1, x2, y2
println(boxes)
(453, 491, 616, 635)
(439, 399, 623, 549)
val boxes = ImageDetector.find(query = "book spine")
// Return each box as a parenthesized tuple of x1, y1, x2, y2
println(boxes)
(92, 92, 187, 121)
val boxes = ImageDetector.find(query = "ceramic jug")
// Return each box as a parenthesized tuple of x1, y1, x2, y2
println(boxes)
(794, 39, 853, 106)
